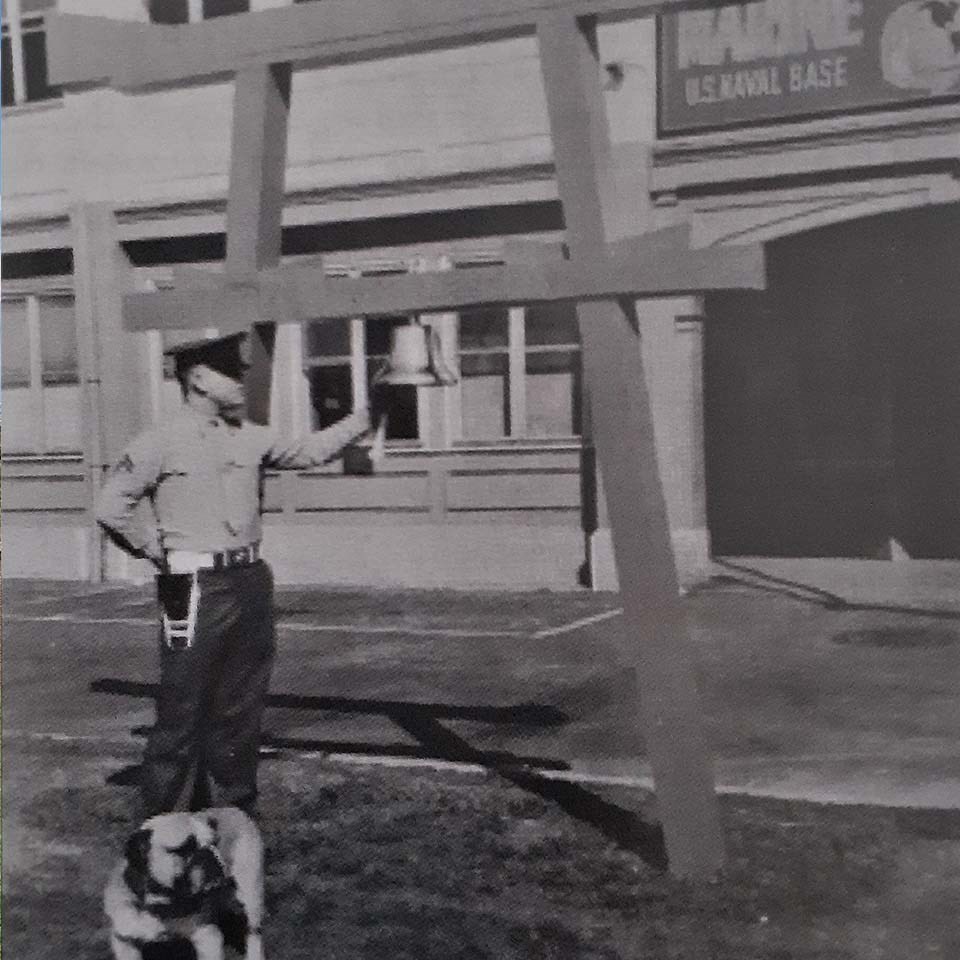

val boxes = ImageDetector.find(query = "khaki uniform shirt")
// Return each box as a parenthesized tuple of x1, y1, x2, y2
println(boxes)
(95, 407, 370, 558)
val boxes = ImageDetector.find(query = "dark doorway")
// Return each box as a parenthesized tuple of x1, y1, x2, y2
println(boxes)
(705, 204, 960, 559)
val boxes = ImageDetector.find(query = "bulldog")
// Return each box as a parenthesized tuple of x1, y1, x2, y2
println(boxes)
(104, 807, 265, 960)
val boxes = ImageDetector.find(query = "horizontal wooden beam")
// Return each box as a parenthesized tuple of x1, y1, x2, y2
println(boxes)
(123, 230, 765, 332)
(172, 236, 571, 290)
(48, 0, 718, 90)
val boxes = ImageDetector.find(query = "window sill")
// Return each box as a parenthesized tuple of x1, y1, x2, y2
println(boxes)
(1, 451, 84, 462)
(452, 437, 584, 453)
(2, 97, 64, 117)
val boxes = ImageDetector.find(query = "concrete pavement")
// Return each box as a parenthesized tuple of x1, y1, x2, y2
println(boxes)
(3, 564, 959, 809)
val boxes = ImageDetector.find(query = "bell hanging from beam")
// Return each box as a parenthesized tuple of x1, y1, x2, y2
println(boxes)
(375, 318, 458, 386)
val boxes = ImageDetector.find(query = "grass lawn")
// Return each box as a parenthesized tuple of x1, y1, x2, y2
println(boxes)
(4, 741, 960, 960)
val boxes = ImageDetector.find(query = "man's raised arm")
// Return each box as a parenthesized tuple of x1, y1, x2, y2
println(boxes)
(264, 407, 373, 469)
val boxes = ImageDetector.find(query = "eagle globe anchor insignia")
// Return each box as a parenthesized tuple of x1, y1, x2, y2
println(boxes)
(881, 0, 960, 94)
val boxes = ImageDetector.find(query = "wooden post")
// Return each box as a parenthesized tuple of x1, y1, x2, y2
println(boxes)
(536, 13, 723, 878)
(225, 62, 292, 424)
(71, 203, 147, 581)
(580, 383, 616, 589)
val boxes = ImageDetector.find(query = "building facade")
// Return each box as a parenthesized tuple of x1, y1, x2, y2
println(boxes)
(2, 0, 958, 588)
(653, 0, 960, 563)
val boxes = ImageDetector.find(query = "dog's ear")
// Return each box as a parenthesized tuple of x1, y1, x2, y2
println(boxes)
(125, 828, 152, 873)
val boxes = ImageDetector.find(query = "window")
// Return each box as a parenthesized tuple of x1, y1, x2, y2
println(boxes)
(303, 260, 425, 443)
(1, 298, 31, 387)
(460, 308, 509, 439)
(147, 0, 189, 23)
(524, 302, 581, 438)
(201, 0, 249, 17)
(39, 295, 78, 384)
(1, 291, 82, 454)
(147, 0, 249, 24)
(303, 313, 420, 441)
(1, 0, 61, 108)
(300, 253, 582, 448)
(459, 301, 581, 441)
(364, 316, 419, 441)
(303, 318, 352, 429)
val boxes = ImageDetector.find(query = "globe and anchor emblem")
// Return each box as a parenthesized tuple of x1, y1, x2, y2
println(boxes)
(881, 0, 960, 93)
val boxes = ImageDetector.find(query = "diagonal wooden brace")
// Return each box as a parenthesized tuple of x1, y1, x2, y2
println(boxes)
(537, 12, 724, 879)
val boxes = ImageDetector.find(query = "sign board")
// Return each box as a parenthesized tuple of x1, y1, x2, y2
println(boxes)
(658, 0, 960, 134)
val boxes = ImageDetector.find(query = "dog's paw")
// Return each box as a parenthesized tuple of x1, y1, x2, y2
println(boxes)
(246, 932, 265, 960)
(110, 933, 146, 960)
(191, 924, 225, 960)
(112, 911, 167, 945)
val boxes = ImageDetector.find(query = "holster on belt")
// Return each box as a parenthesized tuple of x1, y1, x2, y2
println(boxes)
(157, 572, 201, 649)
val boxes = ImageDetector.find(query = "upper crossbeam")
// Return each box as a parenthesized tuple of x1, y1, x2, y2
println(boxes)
(124, 228, 764, 333)
(48, 0, 718, 90)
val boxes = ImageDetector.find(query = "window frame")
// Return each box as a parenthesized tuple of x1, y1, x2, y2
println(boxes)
(518, 300, 582, 440)
(299, 252, 583, 448)
(302, 261, 426, 443)
(1, 284, 81, 455)
(1, 0, 61, 109)
(457, 305, 513, 440)
(458, 303, 582, 442)
(147, 0, 250, 24)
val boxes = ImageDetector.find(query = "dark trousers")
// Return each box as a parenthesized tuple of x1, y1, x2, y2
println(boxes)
(141, 560, 275, 817)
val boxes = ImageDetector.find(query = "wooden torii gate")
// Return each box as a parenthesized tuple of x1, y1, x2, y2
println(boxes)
(48, 0, 765, 879)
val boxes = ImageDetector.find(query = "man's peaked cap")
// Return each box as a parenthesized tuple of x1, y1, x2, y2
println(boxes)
(164, 332, 250, 378)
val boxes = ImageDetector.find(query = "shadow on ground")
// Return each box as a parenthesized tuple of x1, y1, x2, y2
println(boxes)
(92, 676, 668, 870)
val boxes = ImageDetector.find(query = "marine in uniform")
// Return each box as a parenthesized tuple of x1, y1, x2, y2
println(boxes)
(96, 332, 372, 817)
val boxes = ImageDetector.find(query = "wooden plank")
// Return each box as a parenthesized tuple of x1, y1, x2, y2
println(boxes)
(443, 448, 581, 474)
(225, 62, 292, 424)
(124, 234, 764, 332)
(447, 470, 580, 510)
(0, 456, 86, 479)
(48, 1, 722, 90)
(171, 234, 572, 289)
(3, 475, 90, 512)
(537, 13, 723, 878)
(295, 474, 431, 512)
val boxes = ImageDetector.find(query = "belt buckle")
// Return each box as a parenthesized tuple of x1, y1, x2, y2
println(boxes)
(226, 546, 249, 567)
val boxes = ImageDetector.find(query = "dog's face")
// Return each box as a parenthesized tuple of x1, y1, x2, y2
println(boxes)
(125, 813, 230, 910)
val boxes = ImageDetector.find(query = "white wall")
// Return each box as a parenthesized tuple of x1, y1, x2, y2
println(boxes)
(2, 13, 656, 223)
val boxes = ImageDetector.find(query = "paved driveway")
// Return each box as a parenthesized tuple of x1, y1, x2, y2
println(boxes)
(4, 574, 959, 808)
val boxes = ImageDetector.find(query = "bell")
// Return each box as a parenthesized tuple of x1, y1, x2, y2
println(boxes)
(375, 320, 457, 386)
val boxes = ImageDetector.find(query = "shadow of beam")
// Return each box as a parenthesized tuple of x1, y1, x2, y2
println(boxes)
(90, 678, 568, 726)
(710, 560, 960, 622)
(93, 676, 665, 869)
(393, 713, 668, 871)
(122, 726, 572, 772)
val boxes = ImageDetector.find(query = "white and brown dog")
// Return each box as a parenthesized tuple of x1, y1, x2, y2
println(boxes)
(104, 807, 265, 960)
